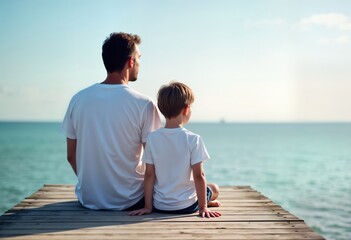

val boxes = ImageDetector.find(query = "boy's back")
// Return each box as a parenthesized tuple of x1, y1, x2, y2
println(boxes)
(143, 127, 209, 211)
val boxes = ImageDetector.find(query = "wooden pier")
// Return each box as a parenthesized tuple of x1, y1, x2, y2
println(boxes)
(0, 184, 325, 239)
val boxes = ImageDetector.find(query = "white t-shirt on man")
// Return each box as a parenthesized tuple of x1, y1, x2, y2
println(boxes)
(142, 127, 210, 211)
(62, 83, 161, 210)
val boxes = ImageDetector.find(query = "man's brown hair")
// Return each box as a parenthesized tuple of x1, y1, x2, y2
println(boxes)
(102, 32, 141, 73)
(157, 82, 195, 119)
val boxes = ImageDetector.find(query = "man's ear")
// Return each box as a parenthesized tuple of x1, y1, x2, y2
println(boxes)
(127, 57, 135, 68)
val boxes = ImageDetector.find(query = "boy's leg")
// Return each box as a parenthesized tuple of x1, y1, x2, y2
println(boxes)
(207, 183, 221, 207)
(207, 183, 219, 201)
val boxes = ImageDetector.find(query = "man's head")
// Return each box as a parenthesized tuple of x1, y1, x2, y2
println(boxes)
(157, 82, 195, 119)
(102, 32, 141, 81)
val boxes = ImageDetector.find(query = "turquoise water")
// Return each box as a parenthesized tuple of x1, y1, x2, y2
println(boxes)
(1, 122, 350, 239)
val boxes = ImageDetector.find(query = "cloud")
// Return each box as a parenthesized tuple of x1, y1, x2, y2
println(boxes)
(0, 85, 14, 96)
(318, 35, 350, 45)
(299, 13, 351, 31)
(244, 18, 286, 28)
(0, 85, 49, 97)
(336, 35, 350, 44)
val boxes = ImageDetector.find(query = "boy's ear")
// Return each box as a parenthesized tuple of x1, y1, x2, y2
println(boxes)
(182, 105, 189, 115)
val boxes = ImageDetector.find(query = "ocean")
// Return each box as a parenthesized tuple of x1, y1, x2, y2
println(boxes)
(0, 122, 350, 240)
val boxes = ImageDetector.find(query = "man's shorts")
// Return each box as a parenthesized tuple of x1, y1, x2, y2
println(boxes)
(123, 197, 145, 211)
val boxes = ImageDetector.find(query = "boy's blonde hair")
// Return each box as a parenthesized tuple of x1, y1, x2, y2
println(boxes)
(157, 82, 195, 119)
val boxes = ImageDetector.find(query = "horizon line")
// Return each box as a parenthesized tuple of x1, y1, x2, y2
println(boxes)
(1, 120, 350, 124)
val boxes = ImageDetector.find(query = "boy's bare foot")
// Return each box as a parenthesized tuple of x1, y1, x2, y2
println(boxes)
(208, 200, 221, 207)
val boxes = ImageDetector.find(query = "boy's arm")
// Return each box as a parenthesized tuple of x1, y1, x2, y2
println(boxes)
(192, 162, 207, 212)
(192, 162, 221, 218)
(128, 163, 155, 216)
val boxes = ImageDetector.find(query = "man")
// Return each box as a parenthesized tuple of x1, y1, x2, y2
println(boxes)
(62, 32, 162, 210)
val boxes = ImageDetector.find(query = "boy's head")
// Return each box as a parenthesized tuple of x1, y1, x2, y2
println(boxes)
(157, 82, 195, 119)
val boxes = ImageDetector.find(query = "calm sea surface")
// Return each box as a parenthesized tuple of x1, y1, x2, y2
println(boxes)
(0, 122, 350, 239)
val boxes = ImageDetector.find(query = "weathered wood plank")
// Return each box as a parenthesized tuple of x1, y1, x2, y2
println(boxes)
(0, 234, 325, 240)
(0, 221, 313, 230)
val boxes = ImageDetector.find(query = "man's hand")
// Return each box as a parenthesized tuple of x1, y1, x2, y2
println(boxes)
(128, 208, 152, 216)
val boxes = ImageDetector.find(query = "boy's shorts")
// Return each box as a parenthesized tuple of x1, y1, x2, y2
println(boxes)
(153, 186, 213, 214)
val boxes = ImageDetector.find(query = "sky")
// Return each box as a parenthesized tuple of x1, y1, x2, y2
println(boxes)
(0, 0, 351, 122)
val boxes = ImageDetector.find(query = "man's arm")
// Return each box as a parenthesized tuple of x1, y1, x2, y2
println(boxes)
(143, 163, 155, 211)
(66, 138, 77, 176)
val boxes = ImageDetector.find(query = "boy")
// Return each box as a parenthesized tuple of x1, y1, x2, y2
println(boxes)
(129, 82, 221, 218)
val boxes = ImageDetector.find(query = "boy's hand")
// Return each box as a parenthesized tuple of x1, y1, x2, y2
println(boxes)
(199, 208, 221, 218)
(128, 208, 152, 216)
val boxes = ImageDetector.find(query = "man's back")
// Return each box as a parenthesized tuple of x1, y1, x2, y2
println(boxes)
(62, 83, 161, 210)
